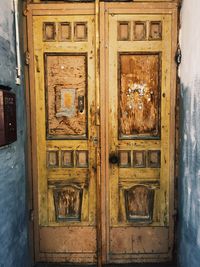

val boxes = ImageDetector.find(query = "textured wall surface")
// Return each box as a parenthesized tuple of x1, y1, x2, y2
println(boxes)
(179, 0, 200, 266)
(0, 1, 29, 267)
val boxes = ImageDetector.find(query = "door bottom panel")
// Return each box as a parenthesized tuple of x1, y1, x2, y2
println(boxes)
(110, 227, 169, 254)
(39, 226, 96, 254)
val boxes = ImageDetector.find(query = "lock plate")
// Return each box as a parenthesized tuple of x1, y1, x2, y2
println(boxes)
(78, 95, 84, 113)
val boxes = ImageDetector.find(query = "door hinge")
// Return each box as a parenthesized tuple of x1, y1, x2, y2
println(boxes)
(25, 51, 30, 65)
(173, 209, 179, 223)
(23, 2, 30, 17)
(29, 209, 34, 222)
(175, 45, 182, 65)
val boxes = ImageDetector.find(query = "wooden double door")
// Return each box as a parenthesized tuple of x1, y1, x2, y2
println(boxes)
(27, 1, 178, 264)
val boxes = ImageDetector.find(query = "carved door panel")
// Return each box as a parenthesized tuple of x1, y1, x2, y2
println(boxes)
(31, 7, 98, 263)
(103, 3, 177, 263)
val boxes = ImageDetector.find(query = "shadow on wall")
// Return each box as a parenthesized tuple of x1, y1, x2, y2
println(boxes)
(179, 80, 200, 267)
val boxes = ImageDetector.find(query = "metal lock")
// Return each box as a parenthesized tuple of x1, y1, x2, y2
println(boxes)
(78, 95, 84, 113)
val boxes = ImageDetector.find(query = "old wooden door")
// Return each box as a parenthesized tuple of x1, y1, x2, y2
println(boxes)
(101, 2, 177, 263)
(28, 3, 98, 263)
(26, 1, 178, 265)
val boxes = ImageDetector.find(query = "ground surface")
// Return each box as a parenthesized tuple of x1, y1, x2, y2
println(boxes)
(35, 263, 177, 267)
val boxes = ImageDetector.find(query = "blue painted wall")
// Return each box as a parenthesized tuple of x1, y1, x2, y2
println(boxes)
(179, 0, 200, 266)
(0, 1, 29, 267)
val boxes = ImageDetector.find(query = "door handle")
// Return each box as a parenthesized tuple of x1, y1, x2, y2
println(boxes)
(78, 96, 84, 113)
(35, 55, 40, 73)
(109, 152, 119, 164)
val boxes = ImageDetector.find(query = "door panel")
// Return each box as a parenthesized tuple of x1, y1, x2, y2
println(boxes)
(119, 53, 161, 139)
(32, 12, 97, 263)
(45, 53, 88, 139)
(105, 7, 176, 262)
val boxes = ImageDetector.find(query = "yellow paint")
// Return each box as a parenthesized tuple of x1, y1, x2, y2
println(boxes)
(32, 14, 97, 230)
(63, 91, 73, 109)
(106, 8, 176, 262)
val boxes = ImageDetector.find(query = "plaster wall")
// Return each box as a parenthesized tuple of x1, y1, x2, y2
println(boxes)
(0, 1, 29, 266)
(179, 0, 200, 266)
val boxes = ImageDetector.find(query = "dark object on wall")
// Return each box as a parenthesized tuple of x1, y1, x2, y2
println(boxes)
(0, 85, 12, 91)
(0, 89, 17, 146)
(175, 45, 182, 65)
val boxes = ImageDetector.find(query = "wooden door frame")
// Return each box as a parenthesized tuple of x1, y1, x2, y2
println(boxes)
(23, 1, 179, 265)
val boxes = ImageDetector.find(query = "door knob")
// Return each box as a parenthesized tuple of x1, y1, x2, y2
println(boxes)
(109, 153, 119, 164)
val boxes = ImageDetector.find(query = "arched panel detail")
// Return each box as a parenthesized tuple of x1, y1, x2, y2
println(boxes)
(53, 184, 83, 221)
(125, 184, 154, 223)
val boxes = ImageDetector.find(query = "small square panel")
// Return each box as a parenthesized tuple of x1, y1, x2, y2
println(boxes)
(58, 22, 71, 41)
(74, 22, 88, 41)
(148, 150, 161, 168)
(61, 150, 74, 168)
(43, 22, 56, 41)
(47, 151, 59, 168)
(117, 21, 130, 41)
(133, 150, 146, 168)
(133, 21, 146, 41)
(149, 21, 162, 40)
(119, 151, 131, 168)
(76, 150, 88, 168)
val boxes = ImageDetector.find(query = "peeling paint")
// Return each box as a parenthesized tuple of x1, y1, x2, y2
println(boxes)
(179, 82, 200, 267)
(179, 1, 200, 266)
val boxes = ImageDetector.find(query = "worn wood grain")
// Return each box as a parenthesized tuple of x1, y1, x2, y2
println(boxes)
(46, 54, 87, 138)
(53, 185, 83, 221)
(125, 185, 154, 222)
(119, 54, 160, 138)
(110, 227, 169, 254)
(40, 226, 96, 253)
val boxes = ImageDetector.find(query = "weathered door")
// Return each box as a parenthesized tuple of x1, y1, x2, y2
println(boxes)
(26, 1, 177, 264)
(101, 3, 177, 263)
(29, 4, 98, 263)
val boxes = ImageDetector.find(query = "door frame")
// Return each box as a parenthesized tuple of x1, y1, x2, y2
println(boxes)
(23, 1, 179, 265)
